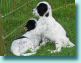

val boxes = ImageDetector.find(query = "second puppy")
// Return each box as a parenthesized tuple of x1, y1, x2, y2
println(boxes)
(11, 19, 42, 56)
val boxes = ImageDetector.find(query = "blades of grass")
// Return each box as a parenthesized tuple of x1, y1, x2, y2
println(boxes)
(0, 18, 5, 56)
(1, 0, 36, 18)
(3, 3, 75, 40)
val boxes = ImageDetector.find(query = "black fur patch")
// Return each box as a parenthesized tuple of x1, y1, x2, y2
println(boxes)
(45, 12, 49, 17)
(25, 20, 36, 31)
(37, 3, 48, 16)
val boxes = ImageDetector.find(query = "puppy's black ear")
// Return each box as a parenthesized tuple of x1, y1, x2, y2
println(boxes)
(37, 3, 48, 16)
(45, 12, 49, 17)
(25, 20, 36, 31)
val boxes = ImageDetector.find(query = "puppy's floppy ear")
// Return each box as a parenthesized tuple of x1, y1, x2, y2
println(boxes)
(37, 3, 48, 16)
(25, 20, 36, 31)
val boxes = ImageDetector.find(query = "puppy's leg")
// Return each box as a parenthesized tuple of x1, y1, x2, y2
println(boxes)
(21, 46, 40, 56)
(64, 37, 75, 48)
(40, 35, 49, 46)
(67, 40, 75, 48)
(48, 41, 62, 53)
(40, 38, 48, 46)
(21, 48, 37, 56)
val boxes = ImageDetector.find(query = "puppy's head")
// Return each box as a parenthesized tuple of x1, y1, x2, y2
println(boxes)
(25, 19, 37, 31)
(33, 1, 52, 17)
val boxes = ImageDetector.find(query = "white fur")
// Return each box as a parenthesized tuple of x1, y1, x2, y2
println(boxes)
(33, 1, 75, 53)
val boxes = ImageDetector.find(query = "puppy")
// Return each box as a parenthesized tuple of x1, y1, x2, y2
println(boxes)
(33, 1, 75, 53)
(11, 19, 42, 56)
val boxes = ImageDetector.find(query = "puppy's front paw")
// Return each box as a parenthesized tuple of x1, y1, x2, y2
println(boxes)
(48, 50, 54, 53)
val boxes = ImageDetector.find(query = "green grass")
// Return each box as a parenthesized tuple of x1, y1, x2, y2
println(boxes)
(0, 0, 76, 56)
(0, 20, 5, 56)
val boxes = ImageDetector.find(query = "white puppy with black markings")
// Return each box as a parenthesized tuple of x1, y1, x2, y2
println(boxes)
(33, 1, 75, 53)
(11, 19, 44, 56)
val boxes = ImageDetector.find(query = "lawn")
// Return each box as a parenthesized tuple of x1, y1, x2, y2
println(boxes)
(0, 0, 76, 56)
(0, 20, 5, 56)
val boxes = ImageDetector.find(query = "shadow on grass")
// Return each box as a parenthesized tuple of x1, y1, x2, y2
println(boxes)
(3, 56, 78, 60)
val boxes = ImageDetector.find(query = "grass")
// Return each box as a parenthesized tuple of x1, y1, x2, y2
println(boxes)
(0, 19, 5, 56)
(0, 0, 76, 56)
